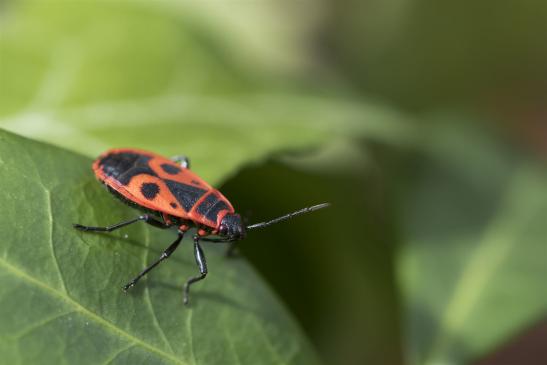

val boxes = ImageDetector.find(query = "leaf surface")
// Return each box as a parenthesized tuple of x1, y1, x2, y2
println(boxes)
(0, 0, 412, 185)
(0, 129, 320, 365)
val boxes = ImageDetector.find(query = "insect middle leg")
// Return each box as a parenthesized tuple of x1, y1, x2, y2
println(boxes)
(73, 214, 170, 232)
(123, 231, 185, 291)
(183, 235, 208, 305)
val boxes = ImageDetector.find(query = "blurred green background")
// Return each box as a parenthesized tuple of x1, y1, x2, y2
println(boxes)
(1, 1, 546, 364)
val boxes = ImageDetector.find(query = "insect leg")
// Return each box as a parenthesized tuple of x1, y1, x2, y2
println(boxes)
(73, 214, 169, 232)
(144, 216, 172, 229)
(183, 235, 208, 305)
(123, 231, 185, 291)
(170, 155, 190, 169)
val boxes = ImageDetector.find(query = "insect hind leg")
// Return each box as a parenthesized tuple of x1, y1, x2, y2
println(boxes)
(73, 214, 170, 232)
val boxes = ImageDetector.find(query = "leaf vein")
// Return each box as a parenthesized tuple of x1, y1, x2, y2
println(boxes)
(143, 228, 176, 355)
(11, 310, 75, 340)
(102, 343, 137, 365)
(253, 318, 287, 365)
(44, 188, 68, 295)
(186, 310, 197, 364)
(223, 325, 242, 365)
(0, 257, 187, 365)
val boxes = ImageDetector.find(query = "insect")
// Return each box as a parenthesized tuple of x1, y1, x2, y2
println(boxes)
(73, 148, 329, 304)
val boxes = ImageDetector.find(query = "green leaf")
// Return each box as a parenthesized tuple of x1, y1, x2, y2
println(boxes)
(397, 120, 547, 364)
(219, 159, 404, 365)
(0, 128, 321, 365)
(0, 0, 413, 185)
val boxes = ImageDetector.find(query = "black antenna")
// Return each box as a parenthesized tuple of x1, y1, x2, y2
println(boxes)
(200, 203, 330, 243)
(246, 203, 330, 230)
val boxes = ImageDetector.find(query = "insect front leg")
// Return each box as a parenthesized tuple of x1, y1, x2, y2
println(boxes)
(183, 235, 208, 305)
(73, 214, 170, 233)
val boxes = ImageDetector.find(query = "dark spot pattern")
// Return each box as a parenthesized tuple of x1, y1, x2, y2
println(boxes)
(170, 202, 178, 209)
(161, 163, 181, 175)
(191, 180, 202, 186)
(196, 194, 218, 215)
(99, 151, 211, 215)
(206, 201, 230, 222)
(99, 152, 156, 185)
(141, 183, 160, 200)
(118, 166, 158, 185)
(197, 194, 230, 222)
(164, 179, 207, 212)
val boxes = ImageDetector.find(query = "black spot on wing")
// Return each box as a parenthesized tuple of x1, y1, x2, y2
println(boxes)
(196, 194, 218, 216)
(170, 202, 178, 209)
(99, 152, 141, 179)
(197, 194, 230, 223)
(161, 163, 182, 175)
(141, 183, 160, 200)
(206, 201, 230, 223)
(99, 152, 156, 185)
(118, 166, 157, 185)
(164, 179, 207, 212)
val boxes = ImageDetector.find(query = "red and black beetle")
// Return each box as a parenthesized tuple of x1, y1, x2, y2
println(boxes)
(74, 148, 328, 304)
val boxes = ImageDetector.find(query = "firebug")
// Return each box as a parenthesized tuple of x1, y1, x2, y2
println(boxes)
(74, 148, 328, 304)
